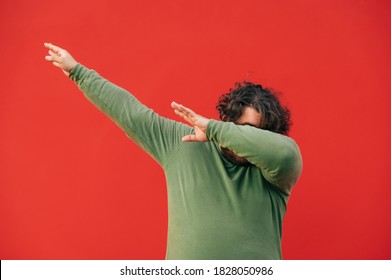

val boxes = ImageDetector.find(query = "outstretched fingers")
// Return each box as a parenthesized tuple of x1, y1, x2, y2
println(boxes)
(45, 51, 59, 63)
(44, 42, 77, 77)
(44, 43, 65, 63)
(48, 50, 60, 61)
(171, 102, 197, 125)
(171, 101, 209, 142)
(180, 105, 196, 119)
(44, 42, 62, 53)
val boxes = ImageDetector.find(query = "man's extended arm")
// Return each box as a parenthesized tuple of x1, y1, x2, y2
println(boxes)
(44, 43, 192, 166)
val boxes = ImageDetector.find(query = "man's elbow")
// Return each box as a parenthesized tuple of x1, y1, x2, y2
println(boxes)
(275, 145, 303, 194)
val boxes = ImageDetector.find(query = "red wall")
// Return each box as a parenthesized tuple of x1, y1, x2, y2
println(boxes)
(1, 0, 390, 259)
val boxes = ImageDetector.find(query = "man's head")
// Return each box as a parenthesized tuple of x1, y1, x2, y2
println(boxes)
(217, 81, 291, 135)
(216, 81, 291, 166)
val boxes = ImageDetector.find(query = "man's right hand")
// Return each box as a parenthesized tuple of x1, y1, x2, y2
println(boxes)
(171, 102, 210, 142)
(44, 43, 77, 77)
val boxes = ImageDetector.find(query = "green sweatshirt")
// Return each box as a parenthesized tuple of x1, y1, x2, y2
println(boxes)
(69, 64, 303, 260)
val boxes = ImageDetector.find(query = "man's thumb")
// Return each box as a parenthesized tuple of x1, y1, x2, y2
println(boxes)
(182, 135, 198, 142)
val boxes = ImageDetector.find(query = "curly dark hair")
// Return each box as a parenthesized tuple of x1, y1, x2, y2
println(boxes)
(216, 81, 291, 135)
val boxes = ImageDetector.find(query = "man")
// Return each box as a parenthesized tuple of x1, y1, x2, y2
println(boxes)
(44, 42, 302, 259)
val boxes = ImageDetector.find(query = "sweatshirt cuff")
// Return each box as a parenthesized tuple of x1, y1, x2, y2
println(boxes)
(206, 119, 225, 142)
(69, 63, 86, 82)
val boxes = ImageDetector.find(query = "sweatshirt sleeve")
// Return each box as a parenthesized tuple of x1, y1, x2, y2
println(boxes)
(69, 64, 192, 166)
(206, 120, 303, 195)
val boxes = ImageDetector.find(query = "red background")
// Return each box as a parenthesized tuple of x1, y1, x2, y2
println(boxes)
(1, 0, 390, 259)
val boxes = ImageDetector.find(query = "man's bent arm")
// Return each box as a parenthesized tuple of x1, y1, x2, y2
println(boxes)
(206, 120, 302, 195)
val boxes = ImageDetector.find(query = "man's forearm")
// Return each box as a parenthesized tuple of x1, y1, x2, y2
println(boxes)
(206, 120, 303, 194)
(68, 64, 192, 165)
(69, 63, 150, 136)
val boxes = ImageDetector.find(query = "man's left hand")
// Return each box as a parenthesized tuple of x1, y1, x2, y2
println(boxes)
(171, 102, 210, 142)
